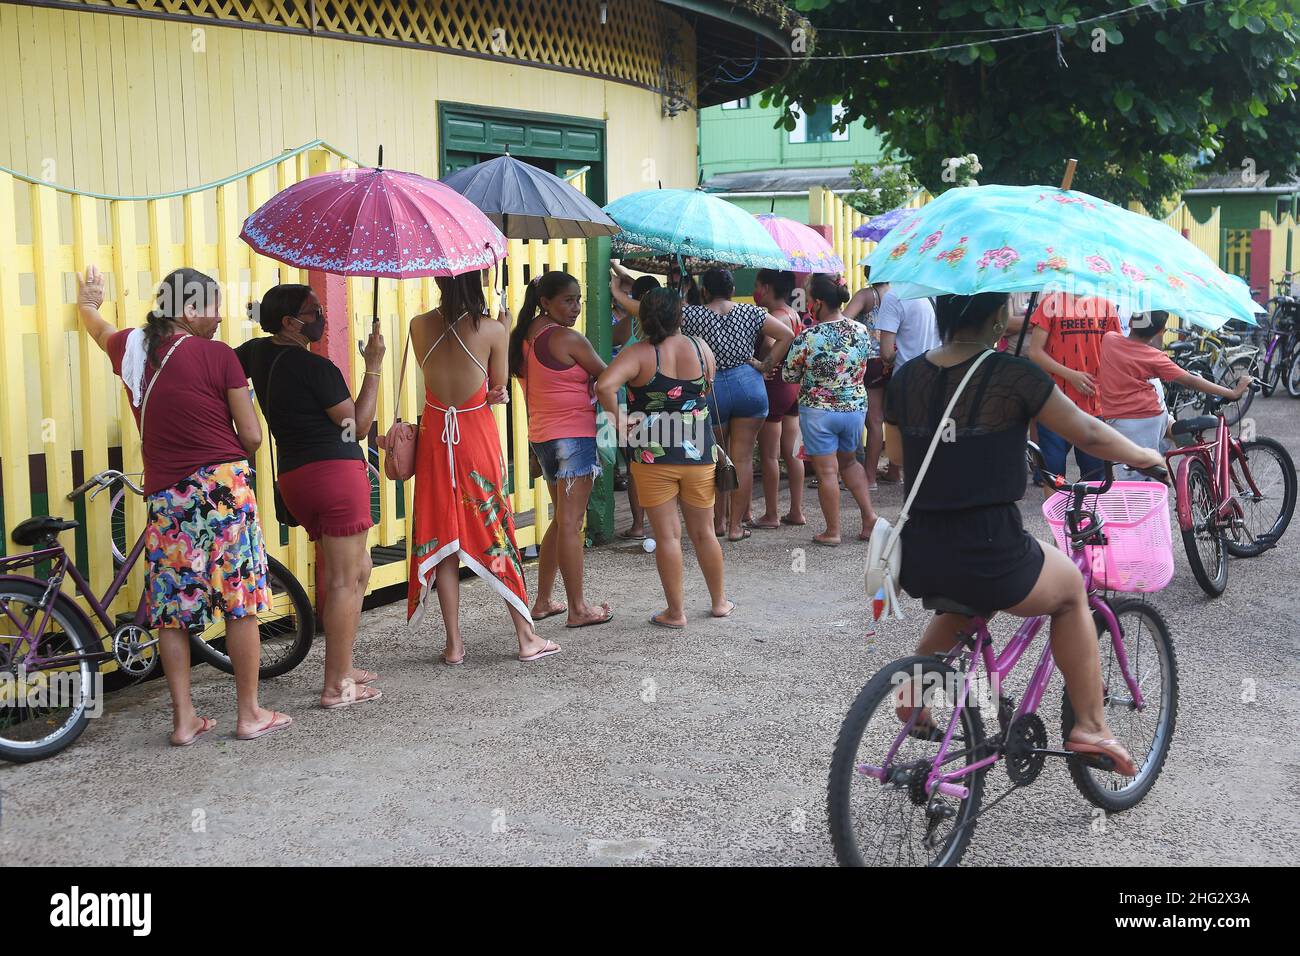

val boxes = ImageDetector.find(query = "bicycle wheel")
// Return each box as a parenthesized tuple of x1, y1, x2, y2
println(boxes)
(1167, 361, 1212, 422)
(1215, 356, 1254, 426)
(188, 555, 315, 679)
(1225, 437, 1297, 557)
(0, 580, 99, 763)
(1287, 351, 1300, 398)
(1181, 458, 1227, 596)
(828, 655, 986, 867)
(1062, 599, 1178, 813)
(1261, 343, 1285, 397)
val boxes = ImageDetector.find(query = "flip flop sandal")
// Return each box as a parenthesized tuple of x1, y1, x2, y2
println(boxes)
(237, 712, 293, 741)
(812, 537, 841, 547)
(170, 716, 217, 748)
(747, 520, 780, 530)
(727, 530, 752, 542)
(531, 606, 568, 622)
(710, 601, 737, 619)
(566, 607, 614, 629)
(1065, 737, 1138, 776)
(519, 640, 562, 662)
(649, 614, 686, 630)
(354, 669, 379, 685)
(321, 686, 384, 711)
(617, 530, 648, 540)
(780, 515, 806, 526)
(442, 653, 465, 666)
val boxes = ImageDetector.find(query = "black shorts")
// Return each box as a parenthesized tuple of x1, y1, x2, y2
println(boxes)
(899, 504, 1045, 614)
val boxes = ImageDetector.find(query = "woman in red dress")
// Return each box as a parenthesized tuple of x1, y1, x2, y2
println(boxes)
(406, 272, 559, 665)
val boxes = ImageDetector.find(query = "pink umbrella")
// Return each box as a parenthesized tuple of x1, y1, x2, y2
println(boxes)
(241, 165, 506, 280)
(754, 213, 845, 274)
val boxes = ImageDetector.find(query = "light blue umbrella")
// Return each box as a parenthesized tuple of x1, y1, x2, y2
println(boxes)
(863, 184, 1262, 327)
(605, 188, 789, 271)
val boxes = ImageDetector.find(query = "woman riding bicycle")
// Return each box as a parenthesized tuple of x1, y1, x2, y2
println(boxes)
(883, 292, 1165, 776)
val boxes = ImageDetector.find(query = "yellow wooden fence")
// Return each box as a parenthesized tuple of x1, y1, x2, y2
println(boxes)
(0, 142, 586, 638)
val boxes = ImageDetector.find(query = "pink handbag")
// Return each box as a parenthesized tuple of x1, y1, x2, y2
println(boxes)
(377, 325, 418, 481)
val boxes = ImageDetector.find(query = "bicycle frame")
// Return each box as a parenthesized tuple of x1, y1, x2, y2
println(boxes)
(0, 527, 148, 672)
(1164, 414, 1256, 534)
(862, 543, 1143, 801)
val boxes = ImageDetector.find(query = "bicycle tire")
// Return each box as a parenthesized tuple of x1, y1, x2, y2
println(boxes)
(1168, 361, 1214, 422)
(1181, 458, 1227, 596)
(828, 655, 986, 867)
(1287, 350, 1300, 398)
(1062, 599, 1178, 813)
(188, 555, 315, 679)
(1224, 437, 1297, 557)
(1261, 341, 1285, 397)
(0, 579, 99, 763)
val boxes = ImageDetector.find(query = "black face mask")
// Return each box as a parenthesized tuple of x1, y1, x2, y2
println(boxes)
(295, 308, 325, 343)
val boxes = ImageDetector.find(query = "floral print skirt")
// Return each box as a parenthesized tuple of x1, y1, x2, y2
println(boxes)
(144, 460, 271, 630)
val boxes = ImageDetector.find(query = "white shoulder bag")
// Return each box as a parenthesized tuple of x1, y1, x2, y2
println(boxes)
(865, 348, 995, 620)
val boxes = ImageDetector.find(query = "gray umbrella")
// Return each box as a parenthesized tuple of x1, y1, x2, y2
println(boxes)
(439, 154, 619, 240)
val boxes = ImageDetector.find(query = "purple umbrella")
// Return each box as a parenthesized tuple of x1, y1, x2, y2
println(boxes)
(852, 206, 922, 242)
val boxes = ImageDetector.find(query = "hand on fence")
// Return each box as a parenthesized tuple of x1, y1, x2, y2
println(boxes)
(77, 265, 105, 310)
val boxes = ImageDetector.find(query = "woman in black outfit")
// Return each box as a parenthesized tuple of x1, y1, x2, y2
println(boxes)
(883, 292, 1165, 776)
(237, 285, 386, 710)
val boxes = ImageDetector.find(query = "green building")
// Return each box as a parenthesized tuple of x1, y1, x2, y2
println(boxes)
(1184, 171, 1300, 277)
(698, 98, 887, 219)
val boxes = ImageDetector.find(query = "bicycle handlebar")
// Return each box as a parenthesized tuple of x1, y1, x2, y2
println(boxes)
(66, 470, 144, 500)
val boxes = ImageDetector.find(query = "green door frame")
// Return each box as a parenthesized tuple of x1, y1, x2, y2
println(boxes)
(437, 102, 615, 542)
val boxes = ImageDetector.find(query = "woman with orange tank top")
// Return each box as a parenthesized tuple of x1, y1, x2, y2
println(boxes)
(509, 270, 613, 629)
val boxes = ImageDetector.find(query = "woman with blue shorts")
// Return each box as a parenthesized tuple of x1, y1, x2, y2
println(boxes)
(781, 274, 879, 546)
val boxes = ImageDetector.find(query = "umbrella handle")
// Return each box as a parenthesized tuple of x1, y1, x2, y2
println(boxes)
(1060, 158, 1077, 191)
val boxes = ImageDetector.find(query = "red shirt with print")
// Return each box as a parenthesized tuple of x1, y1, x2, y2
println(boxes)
(1028, 292, 1121, 416)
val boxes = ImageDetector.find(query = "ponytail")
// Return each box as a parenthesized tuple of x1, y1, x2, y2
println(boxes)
(508, 270, 580, 379)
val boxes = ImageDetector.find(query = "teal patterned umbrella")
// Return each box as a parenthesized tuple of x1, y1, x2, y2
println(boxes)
(604, 188, 788, 271)
(863, 185, 1262, 326)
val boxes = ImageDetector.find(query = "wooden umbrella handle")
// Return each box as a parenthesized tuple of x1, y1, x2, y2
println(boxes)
(1061, 158, 1078, 191)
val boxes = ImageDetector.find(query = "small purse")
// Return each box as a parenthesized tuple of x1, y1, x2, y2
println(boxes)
(377, 322, 417, 481)
(706, 347, 739, 492)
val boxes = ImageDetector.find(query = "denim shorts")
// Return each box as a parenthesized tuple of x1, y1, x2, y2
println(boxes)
(531, 436, 601, 482)
(708, 364, 769, 426)
(799, 405, 866, 456)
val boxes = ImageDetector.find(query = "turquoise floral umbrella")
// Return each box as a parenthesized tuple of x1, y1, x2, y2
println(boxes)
(605, 188, 788, 271)
(863, 184, 1262, 327)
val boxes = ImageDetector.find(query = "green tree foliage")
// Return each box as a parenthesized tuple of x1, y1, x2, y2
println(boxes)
(768, 0, 1300, 208)
(845, 161, 920, 215)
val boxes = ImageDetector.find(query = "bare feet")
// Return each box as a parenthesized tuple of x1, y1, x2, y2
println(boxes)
(169, 715, 216, 747)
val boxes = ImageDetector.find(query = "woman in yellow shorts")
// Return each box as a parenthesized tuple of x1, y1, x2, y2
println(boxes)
(596, 288, 734, 628)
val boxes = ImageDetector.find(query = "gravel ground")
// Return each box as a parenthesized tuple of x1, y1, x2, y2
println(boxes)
(2, 395, 1297, 866)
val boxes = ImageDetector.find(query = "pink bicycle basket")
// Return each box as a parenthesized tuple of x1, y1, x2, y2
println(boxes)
(1042, 482, 1174, 593)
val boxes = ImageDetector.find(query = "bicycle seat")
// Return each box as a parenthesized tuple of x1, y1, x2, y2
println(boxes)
(10, 515, 79, 547)
(1171, 415, 1218, 439)
(1168, 342, 1195, 355)
(1222, 334, 1242, 346)
(921, 595, 990, 619)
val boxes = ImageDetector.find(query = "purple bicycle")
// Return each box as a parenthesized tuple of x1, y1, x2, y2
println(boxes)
(829, 447, 1178, 866)
(0, 469, 314, 763)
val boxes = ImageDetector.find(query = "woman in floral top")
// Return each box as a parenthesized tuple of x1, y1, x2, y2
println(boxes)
(781, 274, 879, 546)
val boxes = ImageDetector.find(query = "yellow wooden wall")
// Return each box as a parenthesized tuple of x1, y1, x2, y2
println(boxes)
(0, 5, 698, 200)
(809, 187, 932, 295)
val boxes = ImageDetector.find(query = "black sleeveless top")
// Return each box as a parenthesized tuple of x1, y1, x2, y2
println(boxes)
(884, 350, 1055, 510)
(625, 337, 717, 467)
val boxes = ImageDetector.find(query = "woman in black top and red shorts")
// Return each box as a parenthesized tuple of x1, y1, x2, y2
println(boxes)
(884, 292, 1165, 777)
(237, 285, 386, 711)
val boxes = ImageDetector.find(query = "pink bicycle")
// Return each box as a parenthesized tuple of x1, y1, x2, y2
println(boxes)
(829, 447, 1177, 866)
